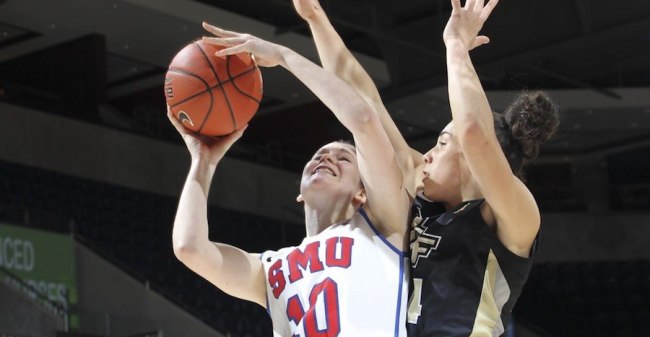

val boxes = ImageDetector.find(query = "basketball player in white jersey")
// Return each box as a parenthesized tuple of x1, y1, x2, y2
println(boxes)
(170, 22, 411, 336)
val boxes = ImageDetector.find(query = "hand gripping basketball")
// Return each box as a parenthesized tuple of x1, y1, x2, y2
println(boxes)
(164, 35, 263, 136)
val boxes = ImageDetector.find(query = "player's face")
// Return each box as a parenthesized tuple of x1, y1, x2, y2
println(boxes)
(421, 122, 464, 202)
(300, 142, 362, 196)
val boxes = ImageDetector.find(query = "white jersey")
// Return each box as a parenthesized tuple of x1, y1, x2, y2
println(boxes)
(261, 208, 408, 337)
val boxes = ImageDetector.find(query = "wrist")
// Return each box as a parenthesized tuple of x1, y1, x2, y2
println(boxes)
(445, 40, 471, 60)
(191, 155, 218, 170)
(305, 11, 328, 27)
(190, 156, 217, 178)
(277, 45, 293, 68)
(444, 39, 470, 52)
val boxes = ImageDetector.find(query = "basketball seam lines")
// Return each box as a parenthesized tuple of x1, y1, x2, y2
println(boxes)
(226, 66, 262, 103)
(226, 55, 262, 105)
(167, 67, 260, 108)
(195, 42, 238, 133)
(167, 69, 213, 130)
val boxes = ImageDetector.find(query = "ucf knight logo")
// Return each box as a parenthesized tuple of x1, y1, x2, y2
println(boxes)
(410, 218, 441, 268)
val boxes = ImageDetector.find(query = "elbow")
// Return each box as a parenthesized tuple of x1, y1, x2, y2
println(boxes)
(456, 120, 489, 148)
(351, 104, 377, 130)
(172, 237, 201, 262)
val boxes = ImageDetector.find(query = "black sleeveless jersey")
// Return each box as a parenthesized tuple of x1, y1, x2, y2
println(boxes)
(407, 197, 536, 337)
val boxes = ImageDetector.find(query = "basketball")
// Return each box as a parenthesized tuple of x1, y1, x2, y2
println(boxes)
(164, 40, 263, 136)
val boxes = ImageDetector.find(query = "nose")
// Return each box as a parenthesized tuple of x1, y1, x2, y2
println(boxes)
(422, 151, 432, 164)
(320, 153, 335, 164)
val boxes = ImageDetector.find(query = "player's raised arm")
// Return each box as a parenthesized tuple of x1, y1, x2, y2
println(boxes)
(168, 110, 266, 307)
(202, 22, 410, 240)
(444, 0, 558, 254)
(293, 0, 422, 196)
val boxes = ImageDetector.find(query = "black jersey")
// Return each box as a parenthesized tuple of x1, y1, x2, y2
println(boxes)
(407, 197, 536, 337)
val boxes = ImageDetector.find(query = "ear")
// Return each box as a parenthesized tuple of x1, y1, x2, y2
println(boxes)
(296, 194, 304, 203)
(351, 189, 367, 208)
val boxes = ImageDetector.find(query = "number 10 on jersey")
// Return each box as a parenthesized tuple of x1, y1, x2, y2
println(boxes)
(286, 277, 341, 337)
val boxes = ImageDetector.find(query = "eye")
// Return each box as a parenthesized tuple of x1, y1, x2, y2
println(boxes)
(339, 156, 351, 162)
(312, 155, 321, 161)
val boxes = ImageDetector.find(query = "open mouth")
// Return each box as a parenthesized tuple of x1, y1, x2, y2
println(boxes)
(313, 164, 337, 177)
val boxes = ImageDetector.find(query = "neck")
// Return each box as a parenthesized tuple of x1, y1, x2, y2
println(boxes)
(458, 161, 483, 207)
(438, 181, 482, 211)
(303, 197, 356, 237)
(459, 179, 483, 205)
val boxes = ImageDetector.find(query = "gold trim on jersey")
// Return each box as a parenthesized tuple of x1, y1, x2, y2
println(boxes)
(470, 250, 510, 337)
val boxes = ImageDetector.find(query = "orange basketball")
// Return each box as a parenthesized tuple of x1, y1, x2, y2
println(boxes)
(164, 40, 263, 136)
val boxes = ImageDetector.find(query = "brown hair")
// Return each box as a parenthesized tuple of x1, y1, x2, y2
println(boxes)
(494, 91, 560, 180)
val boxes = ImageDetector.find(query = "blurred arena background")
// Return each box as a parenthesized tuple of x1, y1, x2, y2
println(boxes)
(0, 0, 649, 336)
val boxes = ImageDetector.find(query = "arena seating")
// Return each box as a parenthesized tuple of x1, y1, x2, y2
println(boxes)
(1, 159, 649, 336)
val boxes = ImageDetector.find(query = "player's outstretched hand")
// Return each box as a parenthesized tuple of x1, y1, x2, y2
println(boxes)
(443, 0, 499, 51)
(167, 106, 246, 164)
(202, 22, 285, 68)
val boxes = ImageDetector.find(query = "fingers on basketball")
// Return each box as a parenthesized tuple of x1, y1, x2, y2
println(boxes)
(165, 40, 262, 137)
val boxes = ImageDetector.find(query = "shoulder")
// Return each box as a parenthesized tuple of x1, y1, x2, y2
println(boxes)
(482, 187, 540, 258)
(356, 206, 408, 252)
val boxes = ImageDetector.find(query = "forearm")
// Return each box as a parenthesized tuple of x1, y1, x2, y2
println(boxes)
(172, 157, 267, 305)
(172, 158, 216, 256)
(307, 14, 420, 178)
(279, 47, 374, 133)
(446, 41, 494, 137)
(308, 14, 382, 104)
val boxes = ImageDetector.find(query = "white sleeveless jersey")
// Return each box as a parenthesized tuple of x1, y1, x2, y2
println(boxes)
(261, 208, 408, 337)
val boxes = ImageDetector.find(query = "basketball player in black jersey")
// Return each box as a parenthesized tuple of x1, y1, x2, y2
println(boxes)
(292, 0, 559, 336)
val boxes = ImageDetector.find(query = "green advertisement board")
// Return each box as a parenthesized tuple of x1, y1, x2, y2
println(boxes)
(0, 223, 77, 318)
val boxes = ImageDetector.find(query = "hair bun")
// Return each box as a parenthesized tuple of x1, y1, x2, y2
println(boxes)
(504, 91, 560, 159)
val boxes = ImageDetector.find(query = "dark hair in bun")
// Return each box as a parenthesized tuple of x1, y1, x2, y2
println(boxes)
(494, 91, 559, 179)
